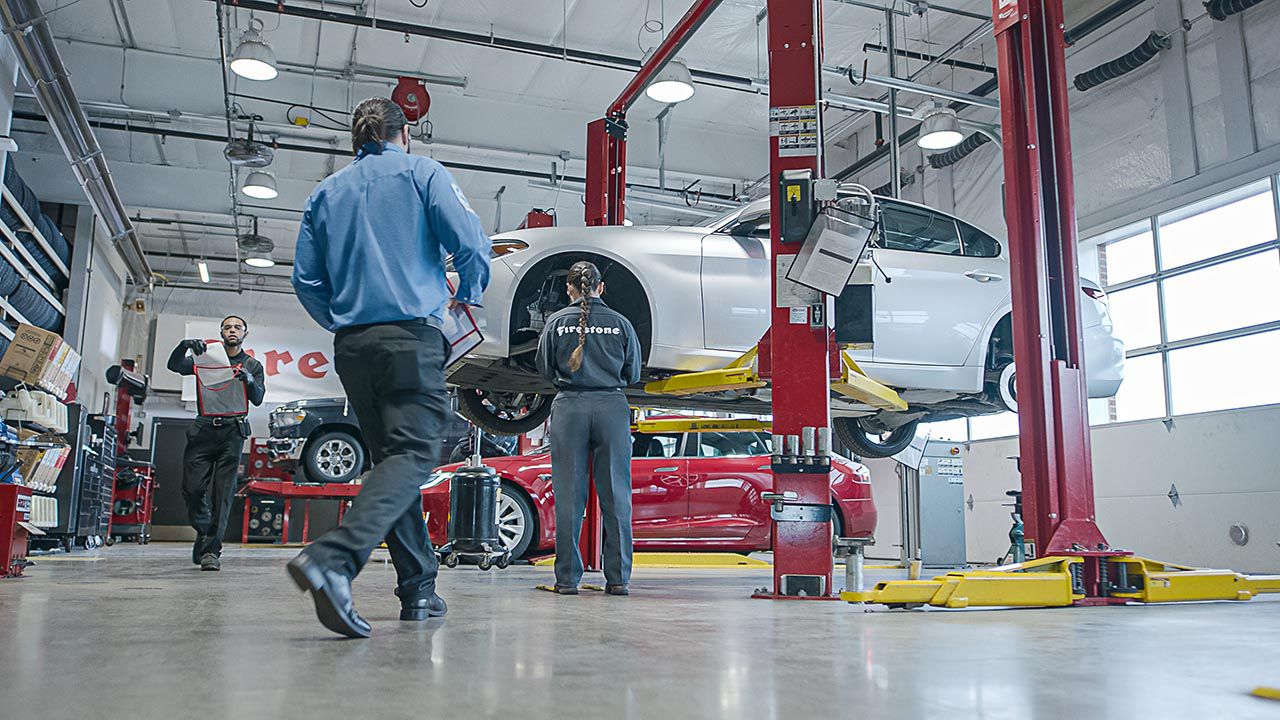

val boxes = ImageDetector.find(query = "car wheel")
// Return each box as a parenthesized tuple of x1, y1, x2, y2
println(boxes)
(458, 388, 553, 436)
(496, 484, 536, 559)
(303, 430, 365, 484)
(833, 417, 919, 459)
(992, 361, 1017, 413)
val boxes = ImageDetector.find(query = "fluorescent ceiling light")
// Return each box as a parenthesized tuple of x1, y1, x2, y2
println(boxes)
(646, 59, 695, 104)
(198, 261, 210, 284)
(243, 254, 275, 269)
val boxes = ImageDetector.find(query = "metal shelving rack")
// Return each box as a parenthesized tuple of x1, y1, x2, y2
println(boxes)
(0, 181, 69, 336)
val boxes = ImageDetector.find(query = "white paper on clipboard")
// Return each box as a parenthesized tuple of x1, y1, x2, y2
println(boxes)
(443, 279, 484, 366)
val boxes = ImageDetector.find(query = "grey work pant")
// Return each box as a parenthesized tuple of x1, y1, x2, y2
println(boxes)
(182, 419, 246, 557)
(550, 390, 633, 587)
(303, 321, 448, 602)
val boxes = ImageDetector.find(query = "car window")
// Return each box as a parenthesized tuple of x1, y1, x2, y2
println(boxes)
(720, 209, 771, 238)
(880, 202, 963, 255)
(632, 433, 681, 458)
(689, 432, 771, 458)
(958, 220, 1002, 258)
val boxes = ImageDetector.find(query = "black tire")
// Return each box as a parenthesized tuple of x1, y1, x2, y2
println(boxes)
(303, 430, 365, 484)
(831, 502, 845, 539)
(457, 388, 553, 436)
(497, 483, 537, 560)
(833, 417, 920, 459)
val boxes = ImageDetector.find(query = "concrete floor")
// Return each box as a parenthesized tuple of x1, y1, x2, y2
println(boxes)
(2, 544, 1279, 719)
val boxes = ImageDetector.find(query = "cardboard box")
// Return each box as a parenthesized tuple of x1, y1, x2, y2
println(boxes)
(0, 325, 79, 399)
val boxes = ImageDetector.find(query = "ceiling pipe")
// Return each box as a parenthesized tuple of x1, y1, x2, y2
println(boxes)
(1064, 0, 1148, 46)
(204, 0, 761, 95)
(825, 93, 1000, 140)
(861, 43, 997, 76)
(823, 64, 1000, 109)
(0, 0, 153, 287)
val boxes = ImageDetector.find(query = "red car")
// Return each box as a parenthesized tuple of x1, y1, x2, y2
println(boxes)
(421, 428, 876, 559)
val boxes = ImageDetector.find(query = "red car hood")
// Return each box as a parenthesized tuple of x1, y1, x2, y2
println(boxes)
(435, 452, 552, 476)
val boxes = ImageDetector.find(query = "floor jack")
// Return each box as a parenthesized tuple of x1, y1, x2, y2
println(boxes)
(843, 0, 1280, 610)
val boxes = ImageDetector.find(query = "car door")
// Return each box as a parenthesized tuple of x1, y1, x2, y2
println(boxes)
(872, 201, 1009, 366)
(684, 431, 773, 545)
(701, 208, 771, 352)
(628, 432, 690, 540)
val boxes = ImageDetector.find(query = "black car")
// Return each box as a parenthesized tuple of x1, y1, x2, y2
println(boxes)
(267, 397, 514, 483)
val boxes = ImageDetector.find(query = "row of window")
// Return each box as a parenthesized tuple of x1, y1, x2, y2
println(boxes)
(923, 174, 1280, 443)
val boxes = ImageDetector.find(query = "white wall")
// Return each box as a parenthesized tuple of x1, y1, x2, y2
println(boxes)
(73, 242, 126, 411)
(957, 404, 1280, 574)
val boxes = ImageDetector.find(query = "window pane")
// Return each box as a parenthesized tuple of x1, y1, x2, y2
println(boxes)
(1158, 179, 1277, 269)
(1088, 397, 1114, 426)
(1112, 353, 1166, 422)
(1163, 252, 1280, 342)
(1107, 283, 1161, 350)
(1169, 330, 1280, 415)
(970, 412, 1019, 440)
(693, 431, 770, 457)
(881, 203, 962, 254)
(958, 221, 1001, 258)
(1101, 228, 1156, 285)
(632, 433, 680, 458)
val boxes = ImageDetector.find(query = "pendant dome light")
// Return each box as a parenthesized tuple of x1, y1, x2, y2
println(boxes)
(230, 17, 278, 82)
(645, 58, 696, 104)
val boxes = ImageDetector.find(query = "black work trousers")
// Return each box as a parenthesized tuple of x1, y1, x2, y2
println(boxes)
(303, 321, 449, 601)
(182, 419, 247, 557)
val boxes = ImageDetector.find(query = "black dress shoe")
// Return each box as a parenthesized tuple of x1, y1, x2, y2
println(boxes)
(192, 535, 206, 565)
(605, 584, 629, 596)
(400, 593, 448, 621)
(553, 585, 579, 595)
(200, 553, 220, 571)
(286, 554, 371, 639)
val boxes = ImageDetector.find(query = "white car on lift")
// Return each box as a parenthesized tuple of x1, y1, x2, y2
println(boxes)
(449, 196, 1124, 458)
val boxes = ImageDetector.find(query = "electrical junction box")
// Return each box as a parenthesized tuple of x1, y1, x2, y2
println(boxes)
(777, 169, 815, 243)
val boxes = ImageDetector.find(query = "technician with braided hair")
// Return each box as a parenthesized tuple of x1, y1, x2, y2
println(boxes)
(536, 261, 642, 595)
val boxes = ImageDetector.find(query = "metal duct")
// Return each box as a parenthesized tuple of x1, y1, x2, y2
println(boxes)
(928, 132, 992, 169)
(0, 0, 152, 288)
(1073, 31, 1170, 91)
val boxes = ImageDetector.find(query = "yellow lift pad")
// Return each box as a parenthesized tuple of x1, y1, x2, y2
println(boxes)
(633, 417, 772, 434)
(832, 352, 908, 411)
(842, 555, 1280, 609)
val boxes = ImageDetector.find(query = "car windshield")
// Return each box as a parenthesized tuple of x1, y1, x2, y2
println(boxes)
(703, 205, 747, 231)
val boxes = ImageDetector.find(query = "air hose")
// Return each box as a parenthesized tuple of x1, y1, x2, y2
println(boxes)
(928, 132, 992, 169)
(1205, 0, 1268, 20)
(1074, 31, 1171, 91)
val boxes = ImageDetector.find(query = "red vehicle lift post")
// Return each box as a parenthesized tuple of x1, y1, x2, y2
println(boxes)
(753, 0, 835, 600)
(579, 0, 725, 570)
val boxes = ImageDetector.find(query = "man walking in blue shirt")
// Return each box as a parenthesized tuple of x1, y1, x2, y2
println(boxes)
(287, 97, 491, 638)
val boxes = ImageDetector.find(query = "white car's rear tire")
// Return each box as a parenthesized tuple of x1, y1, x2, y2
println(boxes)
(458, 388, 553, 436)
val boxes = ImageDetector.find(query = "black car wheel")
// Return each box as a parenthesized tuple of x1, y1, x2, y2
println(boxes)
(458, 388, 553, 436)
(304, 430, 365, 483)
(833, 417, 919, 459)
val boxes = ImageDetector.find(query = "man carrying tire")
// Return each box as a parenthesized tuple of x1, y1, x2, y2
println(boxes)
(288, 97, 491, 639)
(167, 315, 266, 571)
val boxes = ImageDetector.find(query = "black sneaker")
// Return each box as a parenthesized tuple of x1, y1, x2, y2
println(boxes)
(605, 584, 629, 596)
(553, 585, 579, 595)
(192, 535, 206, 565)
(200, 553, 220, 571)
(400, 593, 448, 621)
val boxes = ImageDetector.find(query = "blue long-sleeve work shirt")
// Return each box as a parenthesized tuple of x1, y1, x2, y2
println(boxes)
(292, 144, 491, 332)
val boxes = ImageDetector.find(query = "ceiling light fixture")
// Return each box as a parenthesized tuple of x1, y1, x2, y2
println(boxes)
(230, 18, 278, 82)
(916, 105, 964, 151)
(198, 260, 210, 284)
(240, 170, 278, 199)
(243, 252, 275, 269)
(645, 59, 696, 104)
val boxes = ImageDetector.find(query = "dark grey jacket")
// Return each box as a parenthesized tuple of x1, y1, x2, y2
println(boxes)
(536, 298, 642, 391)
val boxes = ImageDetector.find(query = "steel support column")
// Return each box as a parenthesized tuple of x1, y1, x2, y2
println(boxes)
(993, 0, 1109, 565)
(759, 0, 834, 599)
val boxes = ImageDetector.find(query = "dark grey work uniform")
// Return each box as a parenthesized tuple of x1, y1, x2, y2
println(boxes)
(536, 298, 642, 587)
(168, 344, 266, 557)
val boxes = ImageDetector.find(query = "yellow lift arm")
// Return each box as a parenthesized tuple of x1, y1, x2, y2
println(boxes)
(841, 555, 1280, 609)
(644, 345, 907, 412)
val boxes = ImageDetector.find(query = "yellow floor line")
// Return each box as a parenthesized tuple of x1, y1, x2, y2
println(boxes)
(1251, 687, 1280, 702)
(534, 553, 771, 569)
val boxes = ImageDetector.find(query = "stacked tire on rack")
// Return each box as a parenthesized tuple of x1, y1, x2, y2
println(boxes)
(1, 162, 70, 335)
